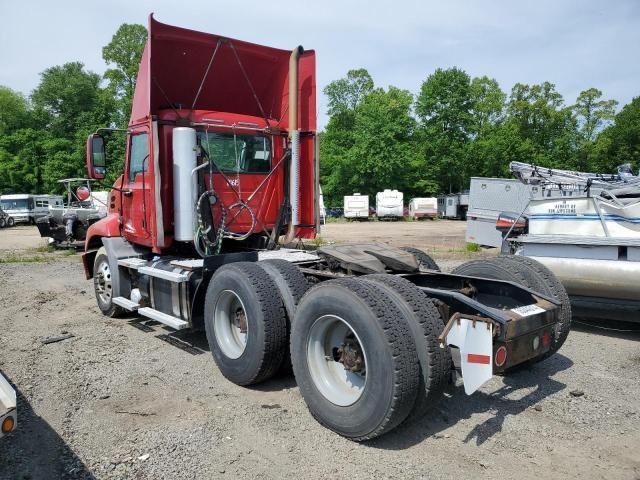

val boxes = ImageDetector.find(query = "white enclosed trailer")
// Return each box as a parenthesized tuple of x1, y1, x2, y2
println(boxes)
(466, 177, 533, 247)
(343, 193, 369, 220)
(409, 197, 437, 220)
(376, 189, 403, 219)
(438, 192, 469, 220)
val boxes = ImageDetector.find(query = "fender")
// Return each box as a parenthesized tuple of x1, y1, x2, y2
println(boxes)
(84, 213, 121, 252)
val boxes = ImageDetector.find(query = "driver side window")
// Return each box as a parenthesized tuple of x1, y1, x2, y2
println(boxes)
(129, 133, 149, 181)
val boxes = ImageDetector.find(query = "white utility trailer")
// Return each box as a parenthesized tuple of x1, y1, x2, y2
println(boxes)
(343, 193, 369, 220)
(376, 189, 403, 219)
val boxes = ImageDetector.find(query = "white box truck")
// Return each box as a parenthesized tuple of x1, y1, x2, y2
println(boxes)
(344, 193, 369, 220)
(376, 189, 403, 219)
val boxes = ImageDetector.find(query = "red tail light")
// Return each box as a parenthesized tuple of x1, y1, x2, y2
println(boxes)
(494, 346, 507, 367)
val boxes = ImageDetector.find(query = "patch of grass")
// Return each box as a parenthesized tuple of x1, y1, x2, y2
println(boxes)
(33, 244, 56, 253)
(0, 253, 49, 263)
(465, 242, 480, 252)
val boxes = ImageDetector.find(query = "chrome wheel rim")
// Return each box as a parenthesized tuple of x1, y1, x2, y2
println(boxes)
(307, 315, 368, 406)
(214, 290, 248, 359)
(95, 260, 113, 305)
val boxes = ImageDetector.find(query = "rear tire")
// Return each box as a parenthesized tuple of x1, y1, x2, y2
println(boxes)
(291, 278, 419, 441)
(452, 256, 571, 361)
(498, 256, 571, 361)
(204, 262, 287, 386)
(0, 218, 5, 228)
(362, 274, 450, 419)
(257, 259, 309, 372)
(401, 246, 440, 271)
(93, 247, 124, 318)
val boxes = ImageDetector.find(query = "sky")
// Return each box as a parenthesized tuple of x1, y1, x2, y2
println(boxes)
(1, 0, 638, 130)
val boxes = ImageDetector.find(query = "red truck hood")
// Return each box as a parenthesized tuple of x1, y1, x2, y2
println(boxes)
(131, 14, 316, 132)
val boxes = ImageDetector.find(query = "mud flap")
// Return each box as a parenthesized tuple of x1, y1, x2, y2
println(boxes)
(444, 317, 494, 394)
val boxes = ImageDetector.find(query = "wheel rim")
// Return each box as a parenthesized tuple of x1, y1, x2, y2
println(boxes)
(307, 315, 368, 407)
(214, 290, 249, 359)
(95, 259, 113, 305)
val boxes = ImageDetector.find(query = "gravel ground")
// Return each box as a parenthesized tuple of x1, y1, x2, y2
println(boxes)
(0, 226, 639, 479)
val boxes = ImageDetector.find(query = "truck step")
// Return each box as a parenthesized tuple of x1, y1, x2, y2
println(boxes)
(112, 297, 139, 311)
(117, 257, 147, 269)
(137, 266, 189, 283)
(138, 308, 189, 330)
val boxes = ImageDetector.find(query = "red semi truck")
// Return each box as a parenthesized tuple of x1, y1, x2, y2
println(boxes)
(81, 16, 571, 440)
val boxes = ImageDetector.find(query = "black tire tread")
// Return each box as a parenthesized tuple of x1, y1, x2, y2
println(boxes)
(294, 278, 419, 441)
(207, 262, 288, 385)
(498, 256, 571, 360)
(401, 246, 440, 271)
(362, 274, 450, 418)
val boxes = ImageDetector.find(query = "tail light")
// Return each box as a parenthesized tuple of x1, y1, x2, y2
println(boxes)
(496, 212, 528, 234)
(494, 346, 507, 367)
(2, 416, 15, 434)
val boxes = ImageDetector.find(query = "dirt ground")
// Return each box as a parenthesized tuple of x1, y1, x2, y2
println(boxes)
(0, 226, 639, 480)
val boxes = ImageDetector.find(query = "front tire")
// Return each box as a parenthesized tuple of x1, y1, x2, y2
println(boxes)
(291, 278, 419, 441)
(204, 262, 288, 386)
(93, 247, 124, 317)
(7, 217, 14, 227)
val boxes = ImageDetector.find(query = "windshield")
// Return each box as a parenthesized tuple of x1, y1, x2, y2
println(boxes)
(198, 132, 271, 174)
(1, 199, 32, 211)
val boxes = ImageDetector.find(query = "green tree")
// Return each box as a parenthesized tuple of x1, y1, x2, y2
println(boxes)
(0, 87, 32, 135)
(593, 97, 640, 172)
(573, 88, 618, 142)
(31, 62, 102, 139)
(415, 68, 474, 193)
(506, 82, 578, 168)
(102, 23, 147, 124)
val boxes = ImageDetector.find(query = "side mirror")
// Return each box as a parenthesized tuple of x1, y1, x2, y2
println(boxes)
(86, 133, 106, 180)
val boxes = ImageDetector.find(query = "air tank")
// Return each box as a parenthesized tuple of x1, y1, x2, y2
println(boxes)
(172, 127, 197, 241)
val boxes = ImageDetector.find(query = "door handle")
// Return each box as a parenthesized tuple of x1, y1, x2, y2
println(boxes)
(123, 189, 133, 197)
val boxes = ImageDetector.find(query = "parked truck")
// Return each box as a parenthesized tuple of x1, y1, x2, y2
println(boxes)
(80, 15, 570, 441)
(0, 372, 17, 438)
(343, 193, 369, 220)
(376, 189, 404, 219)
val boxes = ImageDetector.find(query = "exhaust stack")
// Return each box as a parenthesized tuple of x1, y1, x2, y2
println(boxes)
(284, 46, 304, 244)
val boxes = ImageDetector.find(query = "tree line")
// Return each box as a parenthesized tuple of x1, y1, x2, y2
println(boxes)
(0, 24, 147, 195)
(0, 24, 638, 207)
(319, 68, 640, 206)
